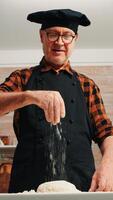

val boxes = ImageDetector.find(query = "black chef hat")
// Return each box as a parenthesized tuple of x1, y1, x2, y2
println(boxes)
(27, 9, 91, 33)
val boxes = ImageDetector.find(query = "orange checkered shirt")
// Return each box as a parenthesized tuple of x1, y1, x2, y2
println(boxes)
(0, 58, 113, 145)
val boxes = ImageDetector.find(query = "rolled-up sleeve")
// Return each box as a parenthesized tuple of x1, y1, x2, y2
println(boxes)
(77, 73, 113, 146)
(89, 83, 113, 146)
(0, 68, 32, 92)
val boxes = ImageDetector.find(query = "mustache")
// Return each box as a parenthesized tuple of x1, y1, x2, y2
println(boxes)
(52, 43, 65, 48)
(52, 45, 65, 51)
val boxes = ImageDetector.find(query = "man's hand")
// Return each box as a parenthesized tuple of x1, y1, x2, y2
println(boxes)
(0, 90, 65, 125)
(89, 136, 113, 192)
(29, 90, 65, 125)
(89, 160, 113, 191)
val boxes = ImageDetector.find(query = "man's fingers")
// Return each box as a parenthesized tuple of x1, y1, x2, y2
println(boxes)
(96, 178, 106, 191)
(37, 91, 65, 124)
(53, 96, 60, 125)
(48, 92, 65, 125)
(44, 108, 51, 123)
(89, 174, 108, 192)
(48, 99, 54, 123)
(57, 92, 65, 118)
(44, 94, 63, 125)
(60, 96, 66, 118)
(89, 175, 98, 192)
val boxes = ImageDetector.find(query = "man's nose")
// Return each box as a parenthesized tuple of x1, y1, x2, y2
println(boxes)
(55, 35, 64, 45)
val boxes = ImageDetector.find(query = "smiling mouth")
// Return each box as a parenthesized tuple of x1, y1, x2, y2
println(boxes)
(52, 49, 65, 52)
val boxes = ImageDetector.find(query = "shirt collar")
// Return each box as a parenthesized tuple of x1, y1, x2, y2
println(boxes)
(39, 57, 74, 75)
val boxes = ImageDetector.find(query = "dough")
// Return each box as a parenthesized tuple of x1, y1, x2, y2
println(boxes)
(37, 180, 81, 193)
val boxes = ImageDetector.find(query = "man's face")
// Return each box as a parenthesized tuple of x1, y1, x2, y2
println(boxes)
(40, 27, 78, 66)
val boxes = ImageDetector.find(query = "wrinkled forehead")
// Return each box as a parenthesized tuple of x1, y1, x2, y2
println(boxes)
(41, 26, 76, 34)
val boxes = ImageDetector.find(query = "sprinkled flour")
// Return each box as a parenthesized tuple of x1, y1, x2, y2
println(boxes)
(45, 122, 67, 181)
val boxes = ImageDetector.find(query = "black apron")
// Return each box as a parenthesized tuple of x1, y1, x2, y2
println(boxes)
(9, 65, 95, 193)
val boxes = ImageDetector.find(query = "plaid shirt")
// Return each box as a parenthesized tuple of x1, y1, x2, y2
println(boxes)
(0, 59, 113, 145)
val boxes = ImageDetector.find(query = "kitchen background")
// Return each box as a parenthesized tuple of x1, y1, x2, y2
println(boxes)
(0, 0, 113, 193)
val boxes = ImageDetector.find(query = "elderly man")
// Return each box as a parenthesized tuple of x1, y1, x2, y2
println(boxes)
(0, 9, 113, 193)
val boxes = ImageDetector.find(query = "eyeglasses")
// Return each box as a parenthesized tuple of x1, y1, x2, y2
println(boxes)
(45, 31, 76, 44)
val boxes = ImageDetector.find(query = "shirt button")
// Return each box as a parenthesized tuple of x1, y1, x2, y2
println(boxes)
(69, 119, 74, 124)
(71, 99, 75, 103)
(72, 82, 76, 86)
(38, 78, 43, 82)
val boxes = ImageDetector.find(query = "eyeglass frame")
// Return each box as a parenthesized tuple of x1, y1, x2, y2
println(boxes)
(45, 30, 77, 44)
